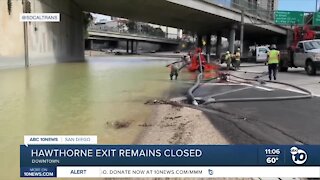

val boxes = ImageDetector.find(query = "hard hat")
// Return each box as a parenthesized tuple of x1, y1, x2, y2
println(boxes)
(226, 51, 230, 54)
(271, 44, 277, 49)
(237, 48, 240, 51)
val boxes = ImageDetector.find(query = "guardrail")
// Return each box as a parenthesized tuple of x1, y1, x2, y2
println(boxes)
(88, 26, 180, 40)
(88, 30, 181, 43)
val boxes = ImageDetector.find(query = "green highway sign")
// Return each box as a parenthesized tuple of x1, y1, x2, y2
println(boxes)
(274, 11, 304, 25)
(313, 12, 320, 26)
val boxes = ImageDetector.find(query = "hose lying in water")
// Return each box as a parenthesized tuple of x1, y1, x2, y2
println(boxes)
(201, 74, 312, 105)
(187, 73, 203, 105)
(186, 52, 225, 105)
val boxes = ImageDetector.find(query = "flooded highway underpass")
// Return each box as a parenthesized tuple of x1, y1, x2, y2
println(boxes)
(0, 56, 186, 179)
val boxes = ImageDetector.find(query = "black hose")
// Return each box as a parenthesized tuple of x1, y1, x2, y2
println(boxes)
(178, 62, 188, 71)
(165, 60, 184, 66)
(166, 59, 189, 72)
(187, 73, 203, 105)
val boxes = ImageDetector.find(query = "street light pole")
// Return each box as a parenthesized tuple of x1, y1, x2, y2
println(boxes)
(317, 0, 319, 12)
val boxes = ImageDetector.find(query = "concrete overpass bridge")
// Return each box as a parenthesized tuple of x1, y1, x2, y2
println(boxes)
(75, 0, 290, 56)
(2, 0, 291, 68)
(87, 30, 180, 53)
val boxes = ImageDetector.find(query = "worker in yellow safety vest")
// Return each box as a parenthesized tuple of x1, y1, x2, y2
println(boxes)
(234, 48, 241, 70)
(225, 51, 231, 70)
(267, 44, 280, 81)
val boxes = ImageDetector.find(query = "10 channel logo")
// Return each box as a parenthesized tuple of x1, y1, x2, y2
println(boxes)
(290, 147, 307, 165)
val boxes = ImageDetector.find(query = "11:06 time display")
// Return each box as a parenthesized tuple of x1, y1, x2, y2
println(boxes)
(265, 149, 281, 155)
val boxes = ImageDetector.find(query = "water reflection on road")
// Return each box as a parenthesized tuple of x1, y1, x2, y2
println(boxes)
(0, 56, 179, 179)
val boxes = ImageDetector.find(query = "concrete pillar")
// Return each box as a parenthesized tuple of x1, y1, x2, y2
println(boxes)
(243, 41, 250, 57)
(229, 28, 236, 54)
(286, 30, 293, 48)
(216, 32, 222, 58)
(205, 34, 211, 63)
(205, 34, 211, 55)
(126, 40, 129, 53)
(197, 34, 203, 48)
(131, 40, 134, 54)
(136, 41, 138, 53)
(90, 40, 94, 50)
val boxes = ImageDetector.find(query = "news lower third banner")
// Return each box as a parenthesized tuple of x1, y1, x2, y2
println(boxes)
(20, 141, 320, 178)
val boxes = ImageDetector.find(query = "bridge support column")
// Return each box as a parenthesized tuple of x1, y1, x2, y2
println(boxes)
(126, 40, 129, 54)
(136, 41, 139, 54)
(243, 41, 250, 57)
(205, 34, 211, 62)
(216, 31, 222, 58)
(89, 40, 94, 50)
(131, 40, 134, 54)
(197, 34, 203, 48)
(286, 29, 293, 48)
(229, 26, 236, 54)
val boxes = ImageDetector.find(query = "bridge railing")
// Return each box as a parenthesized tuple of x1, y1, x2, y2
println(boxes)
(201, 0, 274, 21)
(88, 25, 180, 41)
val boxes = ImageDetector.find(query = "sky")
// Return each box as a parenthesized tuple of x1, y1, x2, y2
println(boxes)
(279, 0, 318, 12)
(92, 13, 110, 23)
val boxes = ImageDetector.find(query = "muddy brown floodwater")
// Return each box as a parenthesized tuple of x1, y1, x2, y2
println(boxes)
(0, 56, 185, 180)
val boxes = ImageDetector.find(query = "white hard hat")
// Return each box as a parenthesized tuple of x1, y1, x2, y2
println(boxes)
(271, 44, 277, 49)
(237, 48, 240, 51)
(226, 51, 230, 54)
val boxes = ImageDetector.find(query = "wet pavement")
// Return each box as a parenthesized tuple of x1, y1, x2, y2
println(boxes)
(0, 56, 190, 180)
(192, 67, 320, 144)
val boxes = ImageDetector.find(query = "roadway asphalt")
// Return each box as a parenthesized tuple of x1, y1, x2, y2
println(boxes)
(189, 63, 320, 145)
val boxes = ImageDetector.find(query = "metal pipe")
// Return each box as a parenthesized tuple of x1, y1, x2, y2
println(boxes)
(202, 74, 313, 105)
(204, 94, 312, 104)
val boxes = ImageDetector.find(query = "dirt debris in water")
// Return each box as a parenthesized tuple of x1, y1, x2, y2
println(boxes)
(145, 99, 183, 108)
(138, 123, 153, 127)
(106, 120, 132, 129)
(164, 116, 182, 120)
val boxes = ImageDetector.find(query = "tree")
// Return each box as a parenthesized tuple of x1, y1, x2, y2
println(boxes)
(126, 20, 138, 33)
(153, 27, 165, 37)
(83, 12, 93, 37)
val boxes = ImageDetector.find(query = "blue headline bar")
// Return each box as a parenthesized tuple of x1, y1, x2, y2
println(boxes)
(20, 145, 317, 167)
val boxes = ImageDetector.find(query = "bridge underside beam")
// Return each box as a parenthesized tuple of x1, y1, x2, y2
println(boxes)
(76, 0, 287, 38)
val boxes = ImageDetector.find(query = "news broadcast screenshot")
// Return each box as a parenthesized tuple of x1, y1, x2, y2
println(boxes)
(1, 0, 320, 179)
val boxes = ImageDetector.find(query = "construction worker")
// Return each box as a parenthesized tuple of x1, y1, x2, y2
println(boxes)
(234, 48, 241, 70)
(267, 44, 280, 81)
(182, 55, 191, 64)
(168, 64, 179, 80)
(225, 51, 232, 70)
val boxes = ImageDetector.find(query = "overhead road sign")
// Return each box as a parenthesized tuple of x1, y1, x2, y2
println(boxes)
(275, 11, 304, 25)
